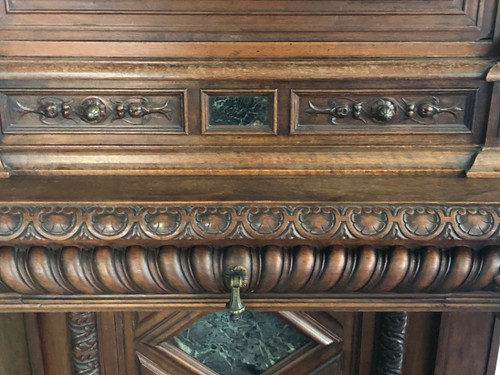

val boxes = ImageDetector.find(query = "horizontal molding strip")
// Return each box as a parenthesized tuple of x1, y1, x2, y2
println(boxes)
(0, 245, 498, 295)
(0, 58, 493, 81)
(0, 42, 494, 59)
(1, 295, 498, 312)
(0, 205, 500, 242)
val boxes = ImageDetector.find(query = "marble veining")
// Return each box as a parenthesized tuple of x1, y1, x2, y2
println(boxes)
(208, 96, 270, 126)
(164, 311, 311, 375)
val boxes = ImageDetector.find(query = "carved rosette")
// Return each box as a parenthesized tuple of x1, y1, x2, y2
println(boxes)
(33, 207, 82, 240)
(192, 207, 236, 237)
(68, 312, 100, 375)
(0, 207, 29, 240)
(451, 208, 497, 239)
(295, 207, 340, 238)
(346, 207, 392, 239)
(0, 205, 498, 242)
(85, 207, 134, 240)
(138, 207, 185, 240)
(0, 245, 497, 295)
(243, 207, 288, 238)
(398, 207, 445, 240)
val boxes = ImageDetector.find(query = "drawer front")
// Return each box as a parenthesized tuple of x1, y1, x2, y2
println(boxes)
(0, 76, 490, 175)
(0, 86, 484, 139)
(291, 90, 475, 134)
(0, 91, 187, 134)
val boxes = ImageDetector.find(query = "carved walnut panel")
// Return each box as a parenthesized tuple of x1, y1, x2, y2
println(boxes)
(292, 90, 474, 134)
(0, 91, 187, 134)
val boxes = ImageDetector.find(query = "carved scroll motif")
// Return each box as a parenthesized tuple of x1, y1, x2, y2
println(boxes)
(0, 245, 498, 295)
(0, 205, 499, 242)
(68, 312, 100, 375)
(16, 96, 172, 125)
(306, 96, 462, 125)
(375, 312, 408, 375)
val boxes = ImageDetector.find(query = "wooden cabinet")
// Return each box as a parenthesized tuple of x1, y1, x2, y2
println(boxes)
(0, 0, 498, 176)
(1, 311, 498, 375)
(1, 0, 498, 45)
(0, 1, 499, 374)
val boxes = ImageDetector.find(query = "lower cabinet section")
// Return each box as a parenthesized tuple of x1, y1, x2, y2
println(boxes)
(0, 311, 498, 375)
(125, 311, 351, 375)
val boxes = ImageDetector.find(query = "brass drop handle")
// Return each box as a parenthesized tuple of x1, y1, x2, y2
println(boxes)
(223, 266, 248, 320)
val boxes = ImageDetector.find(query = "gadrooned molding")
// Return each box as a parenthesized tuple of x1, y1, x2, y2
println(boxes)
(0, 245, 498, 295)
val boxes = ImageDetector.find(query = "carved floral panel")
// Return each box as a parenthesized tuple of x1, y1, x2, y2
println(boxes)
(0, 91, 187, 134)
(291, 90, 475, 134)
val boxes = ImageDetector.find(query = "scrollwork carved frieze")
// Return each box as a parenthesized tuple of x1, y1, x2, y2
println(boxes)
(306, 96, 462, 125)
(1, 91, 186, 134)
(293, 90, 472, 133)
(16, 96, 172, 125)
(0, 245, 498, 295)
(0, 205, 500, 242)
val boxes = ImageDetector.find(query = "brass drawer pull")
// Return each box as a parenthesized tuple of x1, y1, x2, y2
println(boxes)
(224, 266, 248, 320)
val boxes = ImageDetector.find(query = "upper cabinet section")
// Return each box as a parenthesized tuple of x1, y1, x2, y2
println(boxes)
(0, 0, 498, 57)
(1, 0, 496, 42)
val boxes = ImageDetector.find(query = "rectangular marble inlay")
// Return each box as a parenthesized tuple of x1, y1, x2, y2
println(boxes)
(202, 91, 276, 134)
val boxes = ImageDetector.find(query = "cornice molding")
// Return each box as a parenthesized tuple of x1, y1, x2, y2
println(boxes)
(0, 204, 500, 243)
(0, 245, 498, 295)
(0, 58, 493, 81)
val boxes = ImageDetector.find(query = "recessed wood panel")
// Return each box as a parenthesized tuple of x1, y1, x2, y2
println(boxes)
(0, 0, 496, 43)
(291, 89, 476, 135)
(4, 0, 468, 13)
(0, 90, 187, 134)
(485, 82, 500, 146)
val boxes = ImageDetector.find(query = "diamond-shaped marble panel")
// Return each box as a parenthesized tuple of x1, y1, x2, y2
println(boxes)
(163, 311, 312, 375)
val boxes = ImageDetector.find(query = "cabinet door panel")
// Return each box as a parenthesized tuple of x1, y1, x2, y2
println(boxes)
(129, 311, 348, 375)
(2, 311, 497, 375)
(0, 0, 497, 43)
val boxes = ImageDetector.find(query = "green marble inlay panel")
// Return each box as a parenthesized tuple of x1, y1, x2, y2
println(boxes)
(164, 311, 312, 375)
(208, 95, 271, 127)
